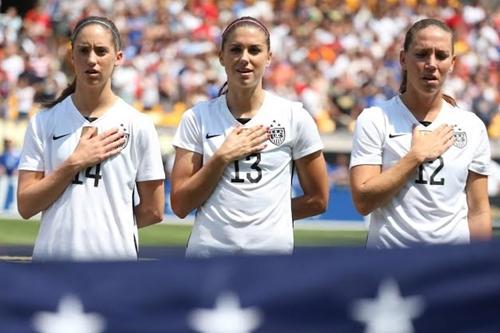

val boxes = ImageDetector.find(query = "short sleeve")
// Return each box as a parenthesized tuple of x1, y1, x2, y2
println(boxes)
(469, 119, 490, 176)
(18, 114, 45, 172)
(292, 103, 324, 160)
(172, 108, 203, 154)
(135, 117, 165, 182)
(349, 107, 385, 168)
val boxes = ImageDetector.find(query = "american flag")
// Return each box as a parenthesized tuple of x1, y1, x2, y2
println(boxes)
(1, 241, 500, 332)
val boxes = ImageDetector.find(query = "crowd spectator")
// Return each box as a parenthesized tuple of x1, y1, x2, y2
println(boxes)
(0, 138, 20, 178)
(0, 0, 498, 138)
(0, 138, 20, 212)
(329, 153, 350, 188)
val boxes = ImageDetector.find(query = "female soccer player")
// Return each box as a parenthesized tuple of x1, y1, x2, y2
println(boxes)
(350, 18, 491, 248)
(171, 16, 329, 257)
(17, 16, 165, 260)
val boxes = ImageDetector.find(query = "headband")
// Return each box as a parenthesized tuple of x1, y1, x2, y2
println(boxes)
(222, 18, 270, 38)
(71, 19, 121, 49)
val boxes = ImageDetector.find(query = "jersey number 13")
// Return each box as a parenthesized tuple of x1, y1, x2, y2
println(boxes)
(231, 153, 262, 184)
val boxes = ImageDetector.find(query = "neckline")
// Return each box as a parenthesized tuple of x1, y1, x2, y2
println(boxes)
(67, 95, 120, 124)
(396, 94, 447, 125)
(222, 90, 268, 125)
(236, 117, 251, 125)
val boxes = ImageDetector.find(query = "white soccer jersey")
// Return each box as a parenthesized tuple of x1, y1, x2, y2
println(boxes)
(173, 90, 323, 257)
(18, 96, 165, 261)
(350, 95, 490, 248)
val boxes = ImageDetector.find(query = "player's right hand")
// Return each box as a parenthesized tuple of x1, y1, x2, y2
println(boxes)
(70, 127, 125, 170)
(217, 125, 269, 163)
(410, 124, 455, 163)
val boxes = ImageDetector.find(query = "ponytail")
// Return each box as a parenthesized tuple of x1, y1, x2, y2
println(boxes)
(42, 79, 76, 108)
(442, 94, 457, 107)
(218, 81, 228, 97)
(399, 70, 407, 94)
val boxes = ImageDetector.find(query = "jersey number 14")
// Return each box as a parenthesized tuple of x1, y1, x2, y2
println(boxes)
(72, 163, 102, 187)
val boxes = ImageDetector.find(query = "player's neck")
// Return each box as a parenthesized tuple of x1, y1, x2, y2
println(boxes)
(400, 91, 443, 122)
(226, 87, 265, 119)
(72, 86, 117, 118)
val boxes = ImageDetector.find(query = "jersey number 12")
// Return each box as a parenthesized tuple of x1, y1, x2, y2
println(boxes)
(415, 157, 444, 185)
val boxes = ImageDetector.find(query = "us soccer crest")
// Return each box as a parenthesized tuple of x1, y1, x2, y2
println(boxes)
(119, 123, 130, 149)
(268, 120, 285, 146)
(122, 132, 130, 149)
(453, 128, 467, 149)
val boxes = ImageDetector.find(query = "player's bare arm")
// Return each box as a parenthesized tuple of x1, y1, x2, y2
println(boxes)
(17, 128, 125, 219)
(292, 151, 329, 220)
(134, 180, 165, 228)
(171, 125, 268, 218)
(350, 124, 455, 215)
(466, 172, 492, 241)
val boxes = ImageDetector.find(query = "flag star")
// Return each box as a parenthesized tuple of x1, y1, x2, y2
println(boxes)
(188, 291, 262, 333)
(32, 294, 106, 333)
(350, 278, 425, 333)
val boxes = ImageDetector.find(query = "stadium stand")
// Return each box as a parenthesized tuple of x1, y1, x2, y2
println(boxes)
(1, 4, 500, 330)
(0, 0, 499, 222)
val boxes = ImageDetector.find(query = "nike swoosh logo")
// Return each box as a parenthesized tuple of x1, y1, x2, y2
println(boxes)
(389, 133, 406, 138)
(52, 133, 71, 140)
(206, 133, 222, 139)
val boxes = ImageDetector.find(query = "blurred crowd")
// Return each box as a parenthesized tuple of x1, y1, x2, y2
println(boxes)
(0, 0, 499, 138)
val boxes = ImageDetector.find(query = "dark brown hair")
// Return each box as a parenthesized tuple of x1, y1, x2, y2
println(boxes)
(399, 18, 457, 106)
(43, 16, 122, 108)
(218, 16, 270, 96)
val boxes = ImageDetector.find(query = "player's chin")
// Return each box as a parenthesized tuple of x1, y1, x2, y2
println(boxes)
(420, 83, 442, 95)
(235, 79, 259, 90)
(83, 77, 107, 87)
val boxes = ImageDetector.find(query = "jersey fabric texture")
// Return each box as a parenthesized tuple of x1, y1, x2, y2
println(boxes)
(173, 90, 323, 257)
(18, 96, 165, 261)
(350, 95, 490, 248)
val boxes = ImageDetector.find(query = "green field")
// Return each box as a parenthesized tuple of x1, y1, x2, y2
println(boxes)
(0, 218, 367, 247)
(3, 218, 499, 249)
